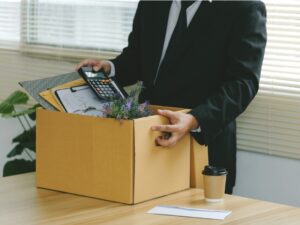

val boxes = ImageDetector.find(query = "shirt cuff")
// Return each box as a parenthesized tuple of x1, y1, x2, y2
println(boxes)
(191, 126, 201, 133)
(106, 60, 115, 77)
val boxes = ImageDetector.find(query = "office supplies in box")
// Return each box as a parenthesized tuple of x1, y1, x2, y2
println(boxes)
(54, 85, 108, 116)
(39, 78, 86, 111)
(19, 72, 80, 110)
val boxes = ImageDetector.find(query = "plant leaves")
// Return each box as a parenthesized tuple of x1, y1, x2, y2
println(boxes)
(12, 127, 36, 152)
(0, 91, 29, 116)
(0, 102, 14, 115)
(6, 144, 25, 158)
(6, 91, 29, 105)
(3, 159, 36, 177)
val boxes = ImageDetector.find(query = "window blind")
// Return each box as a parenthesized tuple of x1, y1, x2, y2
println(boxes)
(237, 2, 300, 159)
(20, 0, 138, 58)
(0, 1, 299, 159)
(0, 0, 21, 50)
(0, 0, 138, 101)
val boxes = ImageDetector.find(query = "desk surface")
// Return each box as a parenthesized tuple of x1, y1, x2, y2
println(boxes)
(1, 173, 300, 225)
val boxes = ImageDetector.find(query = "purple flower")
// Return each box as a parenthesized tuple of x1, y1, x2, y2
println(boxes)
(139, 101, 149, 112)
(126, 98, 133, 110)
(97, 82, 152, 120)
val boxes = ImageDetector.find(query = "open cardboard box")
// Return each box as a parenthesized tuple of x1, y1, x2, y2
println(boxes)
(36, 106, 208, 204)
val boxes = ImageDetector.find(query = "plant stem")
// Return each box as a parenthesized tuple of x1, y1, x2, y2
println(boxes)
(23, 115, 32, 129)
(13, 108, 27, 131)
(24, 149, 34, 161)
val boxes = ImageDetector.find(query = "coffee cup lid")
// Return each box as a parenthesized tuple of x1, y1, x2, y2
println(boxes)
(202, 165, 228, 176)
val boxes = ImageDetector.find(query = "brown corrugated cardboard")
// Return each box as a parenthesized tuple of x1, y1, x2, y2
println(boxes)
(36, 106, 207, 204)
(190, 139, 208, 188)
(133, 115, 190, 203)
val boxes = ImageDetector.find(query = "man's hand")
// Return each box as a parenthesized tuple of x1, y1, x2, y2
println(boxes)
(76, 59, 111, 74)
(151, 109, 199, 148)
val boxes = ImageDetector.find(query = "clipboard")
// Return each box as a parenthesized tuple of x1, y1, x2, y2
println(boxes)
(39, 78, 86, 111)
(54, 84, 109, 117)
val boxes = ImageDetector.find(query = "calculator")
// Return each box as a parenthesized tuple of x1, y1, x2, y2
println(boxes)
(78, 66, 128, 100)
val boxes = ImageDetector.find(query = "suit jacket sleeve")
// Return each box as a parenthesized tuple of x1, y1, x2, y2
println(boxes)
(110, 1, 143, 86)
(190, 2, 267, 145)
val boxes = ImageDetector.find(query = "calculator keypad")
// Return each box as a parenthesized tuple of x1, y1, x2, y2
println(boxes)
(88, 79, 120, 99)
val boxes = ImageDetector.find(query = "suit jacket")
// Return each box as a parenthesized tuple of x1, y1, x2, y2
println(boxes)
(111, 0, 267, 193)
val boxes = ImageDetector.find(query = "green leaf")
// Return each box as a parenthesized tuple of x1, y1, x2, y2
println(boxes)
(12, 127, 36, 152)
(6, 91, 29, 105)
(6, 144, 25, 158)
(0, 102, 14, 115)
(0, 91, 29, 116)
(3, 159, 36, 177)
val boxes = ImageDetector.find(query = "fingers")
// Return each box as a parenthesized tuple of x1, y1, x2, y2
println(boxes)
(92, 64, 101, 72)
(155, 135, 178, 148)
(152, 110, 188, 148)
(75, 59, 88, 70)
(75, 59, 101, 71)
(156, 109, 177, 119)
(92, 61, 105, 72)
(151, 109, 181, 132)
(151, 124, 180, 133)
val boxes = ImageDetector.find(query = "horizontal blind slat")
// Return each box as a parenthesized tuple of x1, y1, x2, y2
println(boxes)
(0, 0, 300, 160)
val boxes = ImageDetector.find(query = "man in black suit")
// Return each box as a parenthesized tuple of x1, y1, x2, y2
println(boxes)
(77, 0, 267, 194)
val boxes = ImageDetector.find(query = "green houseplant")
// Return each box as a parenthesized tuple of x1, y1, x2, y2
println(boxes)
(0, 91, 39, 176)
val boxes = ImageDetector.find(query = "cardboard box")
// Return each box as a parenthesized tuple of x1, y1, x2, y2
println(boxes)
(36, 106, 207, 204)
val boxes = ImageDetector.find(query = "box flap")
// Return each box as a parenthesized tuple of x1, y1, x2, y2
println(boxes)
(190, 138, 208, 188)
(133, 114, 190, 203)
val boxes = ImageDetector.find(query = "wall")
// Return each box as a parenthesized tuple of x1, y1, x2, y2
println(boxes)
(234, 150, 300, 208)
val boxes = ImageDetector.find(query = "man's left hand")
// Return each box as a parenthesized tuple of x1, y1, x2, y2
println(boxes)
(151, 109, 199, 147)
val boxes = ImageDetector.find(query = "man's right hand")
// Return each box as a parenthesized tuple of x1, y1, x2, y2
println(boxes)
(75, 59, 111, 74)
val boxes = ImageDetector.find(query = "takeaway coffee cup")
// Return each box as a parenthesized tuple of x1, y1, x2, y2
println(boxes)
(202, 165, 228, 203)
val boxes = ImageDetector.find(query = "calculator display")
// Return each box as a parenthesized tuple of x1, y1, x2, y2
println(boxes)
(85, 71, 106, 79)
(78, 66, 127, 100)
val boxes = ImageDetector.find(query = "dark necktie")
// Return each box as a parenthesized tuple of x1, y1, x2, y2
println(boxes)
(156, 1, 195, 82)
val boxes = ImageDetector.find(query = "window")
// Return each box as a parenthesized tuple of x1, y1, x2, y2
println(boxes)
(237, 1, 300, 159)
(0, 0, 21, 49)
(0, 0, 138, 100)
(23, 0, 138, 53)
(0, 0, 138, 54)
(0, 0, 299, 159)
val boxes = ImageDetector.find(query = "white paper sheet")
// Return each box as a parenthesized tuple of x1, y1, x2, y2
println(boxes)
(54, 85, 109, 116)
(147, 205, 231, 220)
